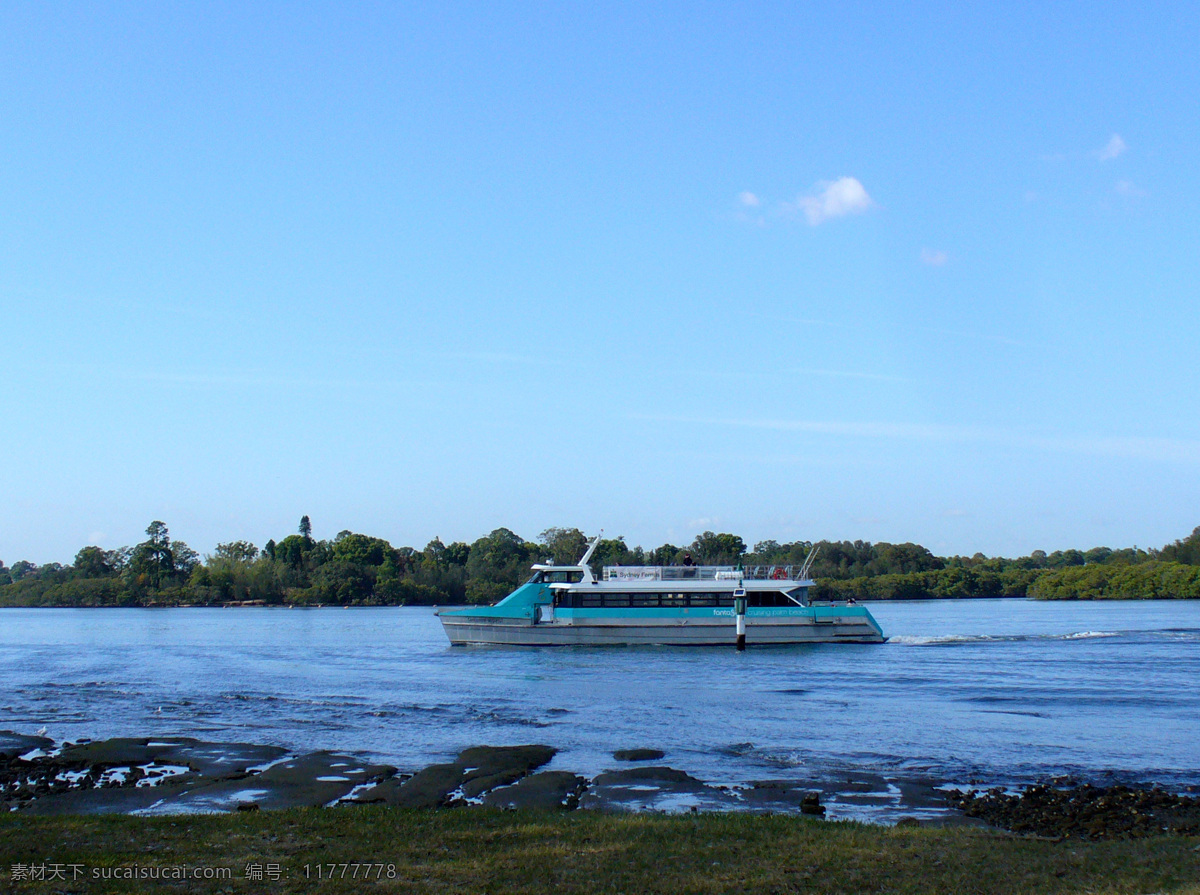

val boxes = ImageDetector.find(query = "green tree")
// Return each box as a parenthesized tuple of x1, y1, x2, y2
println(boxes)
(648, 543, 681, 565)
(443, 541, 471, 566)
(10, 560, 37, 582)
(1160, 526, 1200, 565)
(690, 532, 746, 565)
(127, 521, 198, 590)
(73, 546, 117, 578)
(331, 533, 394, 568)
(538, 527, 588, 565)
(213, 541, 259, 563)
(423, 538, 446, 564)
(590, 537, 637, 573)
(274, 534, 313, 570)
(465, 528, 533, 603)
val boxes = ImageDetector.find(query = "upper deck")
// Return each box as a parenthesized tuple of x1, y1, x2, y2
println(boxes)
(602, 564, 811, 583)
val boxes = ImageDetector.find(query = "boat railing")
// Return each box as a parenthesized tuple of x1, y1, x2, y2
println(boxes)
(602, 565, 808, 582)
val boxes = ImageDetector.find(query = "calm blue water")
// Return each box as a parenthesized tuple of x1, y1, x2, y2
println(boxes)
(1, 600, 1197, 799)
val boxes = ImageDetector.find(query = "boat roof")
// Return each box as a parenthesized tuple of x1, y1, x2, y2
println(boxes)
(532, 535, 819, 588)
(602, 564, 811, 582)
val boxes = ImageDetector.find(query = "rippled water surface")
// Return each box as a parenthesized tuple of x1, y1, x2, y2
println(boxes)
(2, 600, 1197, 794)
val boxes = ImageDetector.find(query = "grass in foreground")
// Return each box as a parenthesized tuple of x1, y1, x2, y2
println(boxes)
(2, 808, 1199, 894)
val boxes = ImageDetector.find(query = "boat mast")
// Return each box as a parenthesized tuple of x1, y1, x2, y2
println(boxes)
(576, 531, 603, 584)
(799, 544, 821, 580)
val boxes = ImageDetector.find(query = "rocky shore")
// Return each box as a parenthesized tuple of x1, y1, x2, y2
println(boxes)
(5, 730, 1196, 840)
(944, 782, 1200, 839)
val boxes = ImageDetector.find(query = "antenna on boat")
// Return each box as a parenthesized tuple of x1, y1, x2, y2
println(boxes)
(799, 544, 820, 580)
(576, 531, 603, 584)
(578, 531, 603, 566)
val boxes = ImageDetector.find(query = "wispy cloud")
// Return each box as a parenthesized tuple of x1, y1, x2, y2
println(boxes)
(732, 191, 767, 226)
(790, 368, 913, 384)
(1114, 179, 1147, 198)
(21, 360, 431, 393)
(919, 325, 1032, 349)
(744, 309, 1031, 349)
(1096, 133, 1127, 161)
(920, 248, 949, 267)
(635, 414, 1200, 464)
(433, 350, 553, 366)
(789, 177, 874, 225)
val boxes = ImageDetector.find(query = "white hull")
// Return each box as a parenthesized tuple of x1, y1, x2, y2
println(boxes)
(440, 613, 885, 646)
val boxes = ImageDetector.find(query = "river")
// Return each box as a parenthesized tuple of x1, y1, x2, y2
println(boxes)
(2, 599, 1196, 817)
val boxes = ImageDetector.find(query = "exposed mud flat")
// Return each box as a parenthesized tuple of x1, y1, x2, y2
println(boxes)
(3, 732, 960, 821)
(10, 731, 1192, 838)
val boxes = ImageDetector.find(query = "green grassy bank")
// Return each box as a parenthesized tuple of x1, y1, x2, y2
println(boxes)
(2, 808, 1198, 894)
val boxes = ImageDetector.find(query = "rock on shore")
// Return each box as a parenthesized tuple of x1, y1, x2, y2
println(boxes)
(944, 783, 1200, 839)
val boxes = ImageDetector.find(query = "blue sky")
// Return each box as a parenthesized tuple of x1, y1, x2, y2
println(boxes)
(3, 1, 1198, 564)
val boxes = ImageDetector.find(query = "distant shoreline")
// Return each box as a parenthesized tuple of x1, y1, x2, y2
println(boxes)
(5, 523, 1199, 609)
(5, 594, 1197, 609)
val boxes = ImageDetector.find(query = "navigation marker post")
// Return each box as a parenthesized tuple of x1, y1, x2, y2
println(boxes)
(733, 587, 747, 651)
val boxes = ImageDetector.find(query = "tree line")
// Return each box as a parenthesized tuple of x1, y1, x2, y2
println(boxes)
(1, 520, 1198, 607)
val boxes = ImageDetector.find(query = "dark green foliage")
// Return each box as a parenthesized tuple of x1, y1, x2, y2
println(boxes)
(538, 527, 588, 565)
(331, 532, 394, 568)
(9, 560, 37, 582)
(464, 528, 536, 603)
(1028, 561, 1200, 600)
(124, 521, 197, 590)
(73, 546, 118, 578)
(589, 537, 641, 573)
(4, 523, 1199, 607)
(1159, 526, 1200, 565)
(690, 531, 746, 565)
(647, 543, 682, 565)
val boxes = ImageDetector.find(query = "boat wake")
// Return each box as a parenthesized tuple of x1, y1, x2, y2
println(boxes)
(889, 631, 1122, 646)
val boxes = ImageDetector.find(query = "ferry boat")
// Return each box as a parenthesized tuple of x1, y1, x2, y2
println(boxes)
(437, 536, 886, 646)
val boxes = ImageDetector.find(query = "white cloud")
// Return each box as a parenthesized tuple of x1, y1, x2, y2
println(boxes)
(920, 248, 949, 266)
(1097, 133, 1127, 161)
(1115, 179, 1147, 198)
(737, 191, 761, 207)
(794, 177, 874, 225)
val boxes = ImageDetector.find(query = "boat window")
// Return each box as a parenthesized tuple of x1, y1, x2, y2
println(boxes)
(747, 591, 800, 607)
(528, 572, 544, 584)
(555, 591, 750, 609)
(541, 570, 584, 583)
